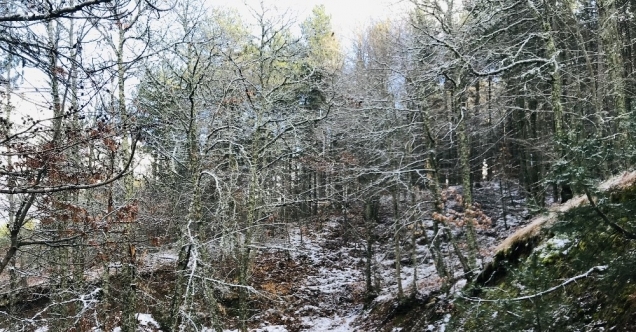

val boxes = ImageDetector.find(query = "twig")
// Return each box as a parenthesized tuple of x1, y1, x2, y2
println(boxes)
(461, 265, 608, 302)
(584, 188, 636, 240)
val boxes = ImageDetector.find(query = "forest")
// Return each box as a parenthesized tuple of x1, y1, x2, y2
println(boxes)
(1, 0, 636, 331)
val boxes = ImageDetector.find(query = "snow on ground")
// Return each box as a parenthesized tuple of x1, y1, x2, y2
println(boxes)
(23, 180, 534, 332)
(221, 177, 624, 331)
(218, 221, 366, 331)
(1, 180, 538, 332)
(109, 313, 162, 332)
(242, 180, 534, 331)
(286, 222, 365, 331)
(300, 313, 359, 332)
(137, 313, 161, 329)
(223, 326, 289, 332)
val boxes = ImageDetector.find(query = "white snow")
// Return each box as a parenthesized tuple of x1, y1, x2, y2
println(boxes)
(137, 313, 161, 328)
(222, 326, 288, 332)
(301, 313, 358, 331)
(537, 235, 574, 261)
(439, 314, 451, 332)
(219, 180, 532, 331)
(550, 238, 571, 249)
(262, 223, 365, 331)
(451, 279, 467, 295)
(111, 314, 161, 332)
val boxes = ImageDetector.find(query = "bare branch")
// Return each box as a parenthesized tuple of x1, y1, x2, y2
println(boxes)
(0, 0, 112, 22)
(462, 265, 608, 302)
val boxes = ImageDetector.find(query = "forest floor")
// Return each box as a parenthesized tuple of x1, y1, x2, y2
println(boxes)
(219, 180, 533, 331)
(223, 222, 365, 332)
(108, 172, 636, 331)
(3, 180, 534, 331)
(11, 173, 636, 331)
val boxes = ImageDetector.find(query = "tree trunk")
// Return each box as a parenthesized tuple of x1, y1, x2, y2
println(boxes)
(392, 190, 404, 301)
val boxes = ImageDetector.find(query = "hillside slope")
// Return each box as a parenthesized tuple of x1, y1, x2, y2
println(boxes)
(450, 171, 636, 331)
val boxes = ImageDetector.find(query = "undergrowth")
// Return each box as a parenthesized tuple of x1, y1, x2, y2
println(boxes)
(450, 192, 636, 331)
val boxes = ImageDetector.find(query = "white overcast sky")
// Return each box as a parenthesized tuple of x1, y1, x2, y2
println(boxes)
(210, 0, 413, 41)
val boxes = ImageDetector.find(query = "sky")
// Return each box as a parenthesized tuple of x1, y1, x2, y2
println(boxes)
(211, 0, 413, 41)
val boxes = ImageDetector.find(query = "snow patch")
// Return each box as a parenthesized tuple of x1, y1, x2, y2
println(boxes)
(301, 313, 358, 331)
(451, 279, 467, 295)
(222, 326, 288, 332)
(439, 314, 451, 332)
(137, 313, 161, 328)
(536, 235, 574, 261)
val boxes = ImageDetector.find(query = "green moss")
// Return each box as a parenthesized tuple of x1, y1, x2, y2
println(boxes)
(451, 188, 636, 331)
(610, 186, 636, 203)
